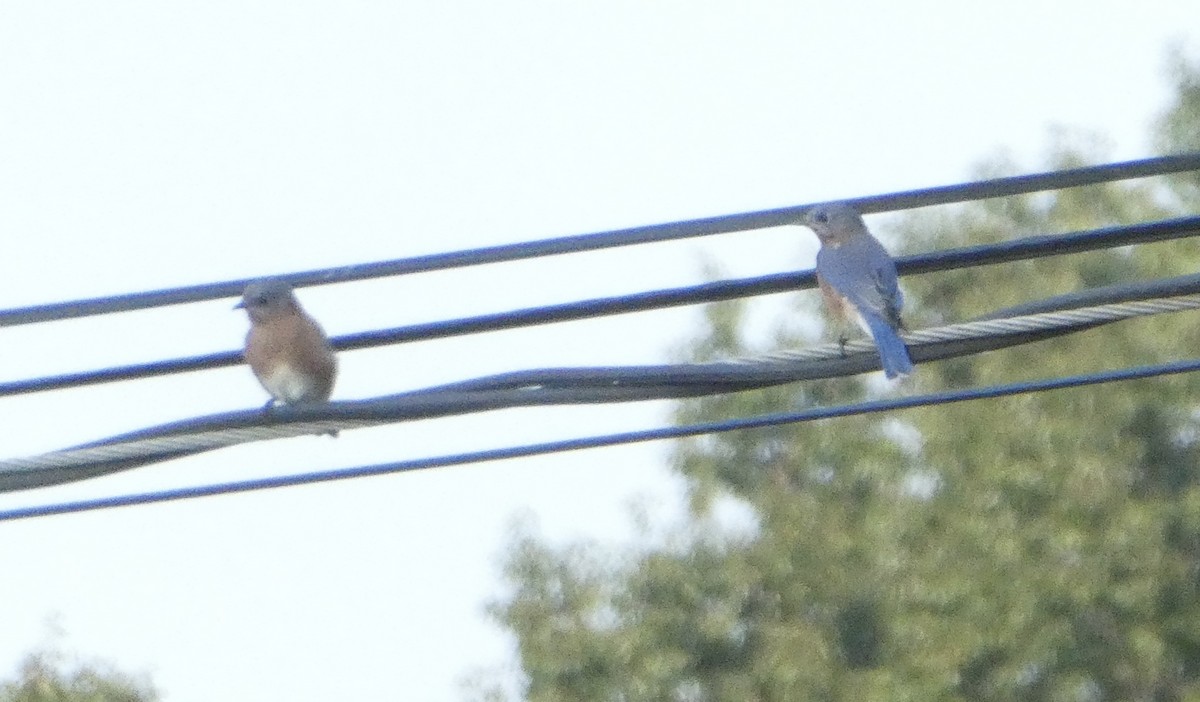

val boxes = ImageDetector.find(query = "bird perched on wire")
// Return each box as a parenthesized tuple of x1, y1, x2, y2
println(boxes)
(236, 279, 338, 407)
(801, 203, 914, 379)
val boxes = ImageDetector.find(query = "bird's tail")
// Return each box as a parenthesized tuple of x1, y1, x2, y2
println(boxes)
(863, 312, 914, 379)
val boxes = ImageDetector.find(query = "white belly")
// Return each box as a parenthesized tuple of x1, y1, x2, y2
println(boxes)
(263, 364, 318, 404)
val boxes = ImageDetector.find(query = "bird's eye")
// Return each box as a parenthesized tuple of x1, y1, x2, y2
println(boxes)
(814, 211, 829, 224)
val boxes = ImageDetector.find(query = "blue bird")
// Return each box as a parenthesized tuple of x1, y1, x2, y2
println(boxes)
(802, 203, 914, 379)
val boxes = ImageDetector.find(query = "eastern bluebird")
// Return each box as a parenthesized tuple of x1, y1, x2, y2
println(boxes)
(802, 203, 914, 379)
(236, 280, 338, 406)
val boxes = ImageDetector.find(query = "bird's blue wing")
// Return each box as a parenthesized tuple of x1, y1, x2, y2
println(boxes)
(816, 236, 912, 378)
(816, 236, 904, 330)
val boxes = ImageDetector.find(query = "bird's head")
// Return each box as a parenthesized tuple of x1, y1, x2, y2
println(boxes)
(802, 202, 868, 244)
(235, 279, 300, 321)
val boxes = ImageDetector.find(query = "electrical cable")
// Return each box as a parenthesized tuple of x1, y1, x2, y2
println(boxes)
(2, 154, 1197, 329)
(3, 215, 1198, 399)
(2, 154, 1199, 518)
(4, 355, 1199, 523)
(3, 281, 1198, 492)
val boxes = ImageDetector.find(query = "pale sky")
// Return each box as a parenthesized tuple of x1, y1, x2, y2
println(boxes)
(0, 3, 1197, 700)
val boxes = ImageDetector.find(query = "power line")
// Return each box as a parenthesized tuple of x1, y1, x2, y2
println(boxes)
(4, 355, 1199, 523)
(2, 154, 1199, 516)
(3, 215, 1198, 399)
(4, 283, 1199, 492)
(2, 154, 1197, 329)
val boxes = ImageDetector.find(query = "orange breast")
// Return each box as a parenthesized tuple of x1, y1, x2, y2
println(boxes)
(244, 312, 337, 403)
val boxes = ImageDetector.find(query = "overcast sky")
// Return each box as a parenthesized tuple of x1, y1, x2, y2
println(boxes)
(1, 2, 1197, 700)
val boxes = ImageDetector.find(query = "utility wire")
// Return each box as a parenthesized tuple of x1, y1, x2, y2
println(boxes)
(3, 215, 1198, 399)
(2, 155, 1198, 512)
(3, 280, 1198, 492)
(4, 355, 1199, 522)
(2, 154, 1197, 329)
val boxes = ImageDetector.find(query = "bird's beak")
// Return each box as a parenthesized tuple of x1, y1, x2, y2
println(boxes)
(233, 300, 245, 310)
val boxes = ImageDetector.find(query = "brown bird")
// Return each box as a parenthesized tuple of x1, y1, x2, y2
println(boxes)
(236, 280, 337, 407)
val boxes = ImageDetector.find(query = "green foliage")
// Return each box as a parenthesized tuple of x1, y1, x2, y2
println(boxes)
(0, 647, 156, 702)
(1158, 47, 1200, 203)
(489, 55, 1200, 702)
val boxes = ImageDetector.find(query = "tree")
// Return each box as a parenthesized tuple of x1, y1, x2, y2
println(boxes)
(0, 646, 157, 702)
(488, 55, 1200, 702)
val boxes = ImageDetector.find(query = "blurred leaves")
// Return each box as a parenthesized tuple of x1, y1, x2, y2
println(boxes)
(0, 644, 156, 702)
(488, 54, 1200, 702)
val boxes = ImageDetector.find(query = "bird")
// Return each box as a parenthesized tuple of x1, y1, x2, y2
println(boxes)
(236, 279, 338, 407)
(801, 202, 914, 379)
